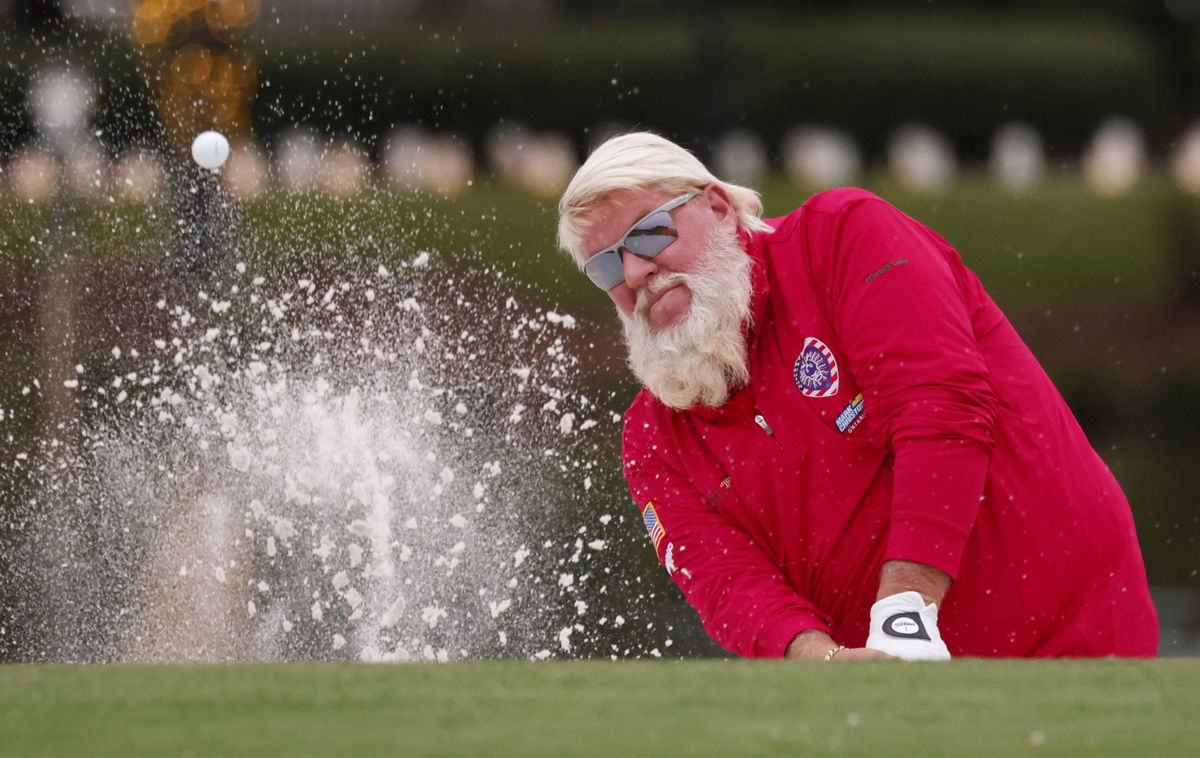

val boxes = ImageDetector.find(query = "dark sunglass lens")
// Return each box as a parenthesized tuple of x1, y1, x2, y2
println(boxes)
(623, 211, 678, 257)
(584, 250, 625, 290)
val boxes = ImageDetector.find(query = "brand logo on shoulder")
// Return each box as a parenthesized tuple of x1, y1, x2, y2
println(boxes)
(864, 257, 909, 284)
(793, 337, 840, 398)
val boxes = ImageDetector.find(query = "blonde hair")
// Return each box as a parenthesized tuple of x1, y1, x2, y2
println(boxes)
(556, 132, 773, 266)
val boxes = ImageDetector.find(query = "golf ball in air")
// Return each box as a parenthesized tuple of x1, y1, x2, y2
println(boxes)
(191, 130, 230, 170)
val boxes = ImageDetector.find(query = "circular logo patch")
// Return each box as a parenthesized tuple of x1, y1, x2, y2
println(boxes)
(793, 337, 839, 398)
(882, 611, 931, 640)
(889, 617, 920, 635)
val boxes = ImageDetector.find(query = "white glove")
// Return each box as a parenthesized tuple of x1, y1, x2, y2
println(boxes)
(865, 591, 951, 661)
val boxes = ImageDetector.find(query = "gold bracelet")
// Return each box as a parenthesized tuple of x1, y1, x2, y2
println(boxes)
(824, 645, 848, 661)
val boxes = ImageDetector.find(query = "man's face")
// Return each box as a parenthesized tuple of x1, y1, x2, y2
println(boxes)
(579, 185, 735, 331)
(578, 184, 753, 410)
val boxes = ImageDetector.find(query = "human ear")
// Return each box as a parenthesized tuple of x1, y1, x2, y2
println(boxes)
(704, 184, 735, 224)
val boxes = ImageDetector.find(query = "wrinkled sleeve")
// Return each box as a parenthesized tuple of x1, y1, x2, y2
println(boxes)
(622, 415, 833, 657)
(821, 197, 998, 580)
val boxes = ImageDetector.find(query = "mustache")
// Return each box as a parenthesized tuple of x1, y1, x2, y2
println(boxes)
(633, 273, 690, 320)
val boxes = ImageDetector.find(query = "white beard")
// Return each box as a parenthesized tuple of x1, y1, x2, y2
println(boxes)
(619, 225, 753, 409)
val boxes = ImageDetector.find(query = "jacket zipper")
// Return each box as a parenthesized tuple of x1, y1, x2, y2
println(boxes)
(754, 413, 776, 439)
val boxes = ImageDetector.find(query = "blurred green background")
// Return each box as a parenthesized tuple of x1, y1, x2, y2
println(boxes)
(2, 0, 1199, 658)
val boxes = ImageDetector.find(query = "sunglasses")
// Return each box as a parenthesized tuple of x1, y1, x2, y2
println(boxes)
(581, 191, 698, 291)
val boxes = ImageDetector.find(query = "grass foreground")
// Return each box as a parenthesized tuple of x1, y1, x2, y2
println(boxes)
(1, 659, 1198, 757)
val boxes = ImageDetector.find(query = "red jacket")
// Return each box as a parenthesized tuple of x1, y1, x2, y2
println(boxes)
(623, 188, 1158, 658)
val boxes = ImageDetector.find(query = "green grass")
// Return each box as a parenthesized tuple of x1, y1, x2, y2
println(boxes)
(3, 173, 1185, 317)
(4, 173, 1189, 295)
(1, 660, 1198, 757)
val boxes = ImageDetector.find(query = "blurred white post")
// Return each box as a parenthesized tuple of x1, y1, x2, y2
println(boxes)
(1082, 117, 1146, 197)
(29, 65, 95, 449)
(888, 123, 957, 194)
(781, 125, 862, 189)
(990, 122, 1046, 195)
(1170, 123, 1200, 194)
(713, 129, 768, 188)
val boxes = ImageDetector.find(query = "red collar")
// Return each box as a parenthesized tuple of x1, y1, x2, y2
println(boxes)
(744, 227, 772, 346)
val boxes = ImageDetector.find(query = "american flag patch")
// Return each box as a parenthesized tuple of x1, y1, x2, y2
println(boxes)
(642, 502, 666, 550)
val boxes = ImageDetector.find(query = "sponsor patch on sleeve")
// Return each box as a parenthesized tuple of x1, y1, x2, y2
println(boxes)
(641, 502, 666, 550)
(835, 393, 866, 433)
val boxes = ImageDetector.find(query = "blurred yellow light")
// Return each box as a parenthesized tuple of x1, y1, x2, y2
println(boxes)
(130, 17, 169, 45)
(171, 44, 214, 87)
(212, 51, 257, 92)
(131, 0, 163, 20)
(162, 16, 194, 47)
(159, 0, 188, 21)
(130, 0, 164, 16)
(205, 0, 258, 31)
(130, 0, 170, 45)
(223, 50, 258, 88)
(130, 0, 259, 158)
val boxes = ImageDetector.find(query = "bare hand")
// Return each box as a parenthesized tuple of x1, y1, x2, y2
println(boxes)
(784, 629, 838, 659)
(832, 647, 895, 660)
(785, 631, 897, 660)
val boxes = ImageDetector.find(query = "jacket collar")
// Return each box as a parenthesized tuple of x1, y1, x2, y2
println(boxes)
(745, 226, 773, 346)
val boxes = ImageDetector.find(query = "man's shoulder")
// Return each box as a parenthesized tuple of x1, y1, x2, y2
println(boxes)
(623, 388, 670, 428)
(761, 187, 886, 242)
(620, 389, 681, 467)
(802, 187, 884, 215)
(623, 389, 696, 447)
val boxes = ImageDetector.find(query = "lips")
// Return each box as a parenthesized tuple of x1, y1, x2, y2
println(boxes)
(636, 276, 686, 319)
(635, 282, 693, 331)
(644, 283, 680, 312)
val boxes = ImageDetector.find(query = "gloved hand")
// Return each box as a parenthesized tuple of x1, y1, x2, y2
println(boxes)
(865, 590, 951, 661)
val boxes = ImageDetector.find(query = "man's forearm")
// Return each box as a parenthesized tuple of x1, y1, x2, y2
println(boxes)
(877, 559, 951, 605)
(784, 629, 838, 659)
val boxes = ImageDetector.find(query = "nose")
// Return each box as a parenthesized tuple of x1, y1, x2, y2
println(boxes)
(621, 250, 658, 290)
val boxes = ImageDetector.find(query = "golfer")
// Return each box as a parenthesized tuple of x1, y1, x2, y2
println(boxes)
(556, 132, 1158, 660)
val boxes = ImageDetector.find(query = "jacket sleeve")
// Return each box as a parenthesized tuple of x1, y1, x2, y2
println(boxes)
(816, 195, 998, 580)
(623, 412, 834, 657)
